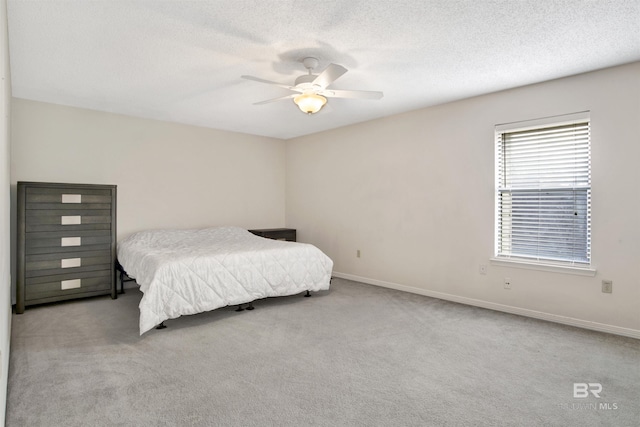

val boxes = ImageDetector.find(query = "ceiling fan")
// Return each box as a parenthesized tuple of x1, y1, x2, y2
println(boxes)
(241, 57, 383, 114)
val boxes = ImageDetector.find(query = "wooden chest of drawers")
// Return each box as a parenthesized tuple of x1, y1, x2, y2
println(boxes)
(16, 182, 117, 313)
(248, 228, 297, 242)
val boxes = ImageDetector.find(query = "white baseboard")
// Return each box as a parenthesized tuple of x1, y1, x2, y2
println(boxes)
(332, 272, 640, 340)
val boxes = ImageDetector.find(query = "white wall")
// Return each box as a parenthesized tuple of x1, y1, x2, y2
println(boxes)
(286, 62, 640, 337)
(0, 0, 10, 423)
(11, 98, 286, 239)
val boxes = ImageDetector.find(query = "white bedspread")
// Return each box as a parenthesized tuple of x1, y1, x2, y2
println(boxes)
(117, 226, 333, 335)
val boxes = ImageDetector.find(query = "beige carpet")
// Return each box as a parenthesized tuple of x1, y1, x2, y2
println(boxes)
(7, 278, 640, 426)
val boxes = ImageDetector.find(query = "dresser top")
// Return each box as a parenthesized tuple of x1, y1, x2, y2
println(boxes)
(18, 181, 117, 189)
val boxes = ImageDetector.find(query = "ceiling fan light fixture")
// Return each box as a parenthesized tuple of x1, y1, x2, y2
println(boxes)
(293, 93, 327, 114)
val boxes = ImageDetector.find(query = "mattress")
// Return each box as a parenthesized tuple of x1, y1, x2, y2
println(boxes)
(117, 226, 333, 335)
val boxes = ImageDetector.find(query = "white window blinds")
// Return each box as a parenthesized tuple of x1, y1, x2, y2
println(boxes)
(496, 120, 591, 264)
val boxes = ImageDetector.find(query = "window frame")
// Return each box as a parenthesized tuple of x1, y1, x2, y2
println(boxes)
(492, 112, 596, 276)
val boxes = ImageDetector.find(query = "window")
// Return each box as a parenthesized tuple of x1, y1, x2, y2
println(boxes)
(495, 113, 591, 266)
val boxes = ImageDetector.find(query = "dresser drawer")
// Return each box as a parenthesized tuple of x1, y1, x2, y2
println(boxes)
(25, 271, 112, 301)
(26, 209, 112, 232)
(25, 250, 112, 278)
(25, 230, 112, 255)
(26, 187, 113, 207)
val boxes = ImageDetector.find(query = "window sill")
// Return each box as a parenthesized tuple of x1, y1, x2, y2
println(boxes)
(490, 257, 597, 277)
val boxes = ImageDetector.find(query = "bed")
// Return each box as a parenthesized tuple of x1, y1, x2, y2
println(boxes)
(117, 226, 333, 335)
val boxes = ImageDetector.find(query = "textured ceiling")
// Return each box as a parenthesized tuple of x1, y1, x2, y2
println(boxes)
(6, 0, 640, 140)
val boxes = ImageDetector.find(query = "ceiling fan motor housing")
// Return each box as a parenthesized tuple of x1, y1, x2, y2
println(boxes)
(295, 57, 321, 90)
(294, 74, 318, 87)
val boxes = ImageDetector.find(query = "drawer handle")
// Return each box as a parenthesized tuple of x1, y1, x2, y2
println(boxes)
(61, 194, 82, 204)
(61, 258, 82, 268)
(61, 237, 81, 247)
(61, 279, 81, 290)
(61, 215, 82, 225)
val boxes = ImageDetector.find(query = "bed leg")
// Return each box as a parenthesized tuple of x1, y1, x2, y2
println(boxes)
(156, 321, 167, 330)
(235, 304, 244, 312)
(246, 302, 254, 311)
(115, 260, 126, 294)
(304, 290, 311, 297)
(119, 270, 126, 294)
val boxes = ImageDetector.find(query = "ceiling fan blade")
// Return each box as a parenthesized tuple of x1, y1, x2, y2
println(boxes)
(322, 89, 384, 100)
(253, 94, 296, 105)
(312, 63, 348, 88)
(241, 75, 299, 92)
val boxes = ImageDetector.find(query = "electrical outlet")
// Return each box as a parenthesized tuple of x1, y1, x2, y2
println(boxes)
(504, 278, 512, 289)
(602, 280, 613, 294)
(356, 249, 361, 258)
(479, 264, 487, 275)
